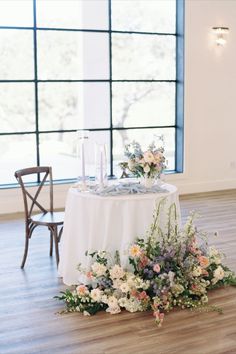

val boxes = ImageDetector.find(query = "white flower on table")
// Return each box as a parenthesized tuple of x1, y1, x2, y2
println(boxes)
(143, 151, 154, 163)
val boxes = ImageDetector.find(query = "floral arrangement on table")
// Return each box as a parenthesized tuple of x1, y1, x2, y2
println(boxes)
(123, 140, 166, 180)
(55, 201, 236, 327)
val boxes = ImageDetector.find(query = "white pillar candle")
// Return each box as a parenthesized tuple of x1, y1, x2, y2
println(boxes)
(81, 141, 85, 184)
(100, 147, 103, 186)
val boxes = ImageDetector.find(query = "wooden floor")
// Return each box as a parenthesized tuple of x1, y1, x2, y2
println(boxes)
(0, 190, 236, 354)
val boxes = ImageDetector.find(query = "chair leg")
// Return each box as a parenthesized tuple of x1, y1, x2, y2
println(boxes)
(52, 226, 60, 266)
(49, 231, 53, 257)
(58, 226, 63, 242)
(21, 234, 29, 269)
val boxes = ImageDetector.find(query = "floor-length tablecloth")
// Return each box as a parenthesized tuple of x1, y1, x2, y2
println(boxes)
(58, 183, 180, 285)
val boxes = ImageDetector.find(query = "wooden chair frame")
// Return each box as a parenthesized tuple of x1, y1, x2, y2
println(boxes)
(15, 166, 64, 268)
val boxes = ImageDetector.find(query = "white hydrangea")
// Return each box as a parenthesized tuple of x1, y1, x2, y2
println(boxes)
(107, 296, 119, 308)
(119, 282, 130, 293)
(118, 297, 128, 308)
(213, 266, 225, 281)
(126, 274, 136, 288)
(109, 265, 125, 280)
(125, 298, 141, 313)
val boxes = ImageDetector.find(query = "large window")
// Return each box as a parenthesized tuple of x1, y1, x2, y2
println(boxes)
(0, 0, 184, 186)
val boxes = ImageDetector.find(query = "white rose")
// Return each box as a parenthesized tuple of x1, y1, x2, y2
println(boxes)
(91, 262, 107, 277)
(90, 288, 102, 302)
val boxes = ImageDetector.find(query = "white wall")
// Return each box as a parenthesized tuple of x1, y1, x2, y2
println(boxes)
(174, 0, 236, 194)
(1, 0, 236, 215)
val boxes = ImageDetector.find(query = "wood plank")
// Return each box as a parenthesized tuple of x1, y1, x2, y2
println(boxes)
(0, 190, 236, 354)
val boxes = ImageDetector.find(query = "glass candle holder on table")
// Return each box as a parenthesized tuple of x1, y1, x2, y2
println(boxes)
(95, 143, 108, 189)
(77, 130, 90, 190)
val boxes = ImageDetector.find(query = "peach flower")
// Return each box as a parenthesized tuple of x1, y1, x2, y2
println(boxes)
(76, 285, 89, 296)
(198, 256, 210, 268)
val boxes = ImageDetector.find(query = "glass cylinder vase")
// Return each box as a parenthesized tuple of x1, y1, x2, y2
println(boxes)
(77, 130, 90, 189)
(139, 175, 155, 189)
(95, 143, 108, 188)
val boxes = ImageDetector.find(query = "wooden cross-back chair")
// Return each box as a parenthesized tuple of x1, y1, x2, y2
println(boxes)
(14, 166, 64, 268)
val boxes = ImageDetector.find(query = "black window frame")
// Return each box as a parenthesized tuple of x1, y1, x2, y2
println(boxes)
(0, 0, 184, 188)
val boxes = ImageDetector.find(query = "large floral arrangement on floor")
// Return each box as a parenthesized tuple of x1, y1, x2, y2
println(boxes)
(56, 201, 236, 327)
(123, 141, 166, 179)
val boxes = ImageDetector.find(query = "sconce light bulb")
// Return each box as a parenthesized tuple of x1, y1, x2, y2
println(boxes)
(216, 36, 226, 46)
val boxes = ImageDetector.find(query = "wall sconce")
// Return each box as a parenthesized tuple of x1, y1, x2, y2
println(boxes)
(212, 26, 229, 46)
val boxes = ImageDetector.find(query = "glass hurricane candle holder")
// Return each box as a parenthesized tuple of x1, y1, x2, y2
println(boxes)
(77, 130, 90, 190)
(95, 143, 108, 188)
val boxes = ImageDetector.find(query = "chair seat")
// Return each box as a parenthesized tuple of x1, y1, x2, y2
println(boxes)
(31, 212, 64, 226)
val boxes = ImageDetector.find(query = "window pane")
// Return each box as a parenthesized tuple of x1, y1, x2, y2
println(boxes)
(37, 0, 108, 30)
(112, 34, 175, 80)
(113, 82, 175, 128)
(39, 131, 110, 180)
(112, 0, 175, 33)
(37, 31, 109, 80)
(0, 135, 37, 184)
(38, 82, 110, 130)
(0, 84, 35, 133)
(0, 1, 33, 27)
(113, 128, 175, 177)
(0, 30, 34, 80)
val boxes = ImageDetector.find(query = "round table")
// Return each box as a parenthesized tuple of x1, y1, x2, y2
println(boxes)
(58, 183, 180, 285)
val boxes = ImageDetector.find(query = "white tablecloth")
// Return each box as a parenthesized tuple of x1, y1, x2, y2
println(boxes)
(58, 183, 180, 285)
